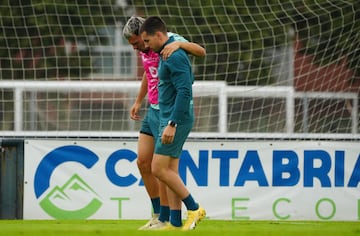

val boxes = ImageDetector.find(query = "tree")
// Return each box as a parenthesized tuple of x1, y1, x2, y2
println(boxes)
(0, 0, 126, 130)
(132, 0, 293, 85)
(131, 0, 359, 85)
(0, 0, 121, 80)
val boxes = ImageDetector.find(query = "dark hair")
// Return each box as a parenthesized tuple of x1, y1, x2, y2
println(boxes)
(139, 16, 167, 35)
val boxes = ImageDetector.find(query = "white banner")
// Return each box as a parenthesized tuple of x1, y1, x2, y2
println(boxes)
(23, 139, 360, 221)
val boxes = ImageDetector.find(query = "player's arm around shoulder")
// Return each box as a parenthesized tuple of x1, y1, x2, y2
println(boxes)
(165, 50, 191, 71)
(161, 41, 206, 60)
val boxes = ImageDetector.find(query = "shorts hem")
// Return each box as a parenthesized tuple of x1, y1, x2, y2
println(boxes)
(140, 131, 154, 137)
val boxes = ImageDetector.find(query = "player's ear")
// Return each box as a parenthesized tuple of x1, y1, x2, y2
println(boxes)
(155, 31, 163, 38)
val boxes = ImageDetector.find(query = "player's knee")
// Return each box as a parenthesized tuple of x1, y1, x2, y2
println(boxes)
(151, 164, 165, 181)
(137, 156, 152, 173)
(150, 162, 158, 175)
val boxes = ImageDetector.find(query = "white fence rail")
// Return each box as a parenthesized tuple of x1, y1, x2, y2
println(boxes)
(0, 80, 358, 139)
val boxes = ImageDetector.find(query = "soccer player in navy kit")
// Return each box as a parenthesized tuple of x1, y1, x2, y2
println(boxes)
(140, 16, 206, 230)
(123, 16, 206, 230)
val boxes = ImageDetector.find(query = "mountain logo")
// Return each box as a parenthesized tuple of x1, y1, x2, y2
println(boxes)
(39, 174, 102, 219)
(34, 145, 102, 219)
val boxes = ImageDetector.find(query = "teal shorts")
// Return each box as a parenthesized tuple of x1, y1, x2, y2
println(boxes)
(140, 106, 160, 139)
(154, 121, 194, 158)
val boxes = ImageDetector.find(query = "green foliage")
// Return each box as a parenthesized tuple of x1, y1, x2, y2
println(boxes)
(0, 0, 119, 80)
(132, 0, 359, 85)
(1, 0, 358, 84)
(284, 0, 360, 81)
(133, 0, 292, 85)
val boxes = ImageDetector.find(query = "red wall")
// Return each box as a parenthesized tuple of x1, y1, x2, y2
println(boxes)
(293, 38, 359, 92)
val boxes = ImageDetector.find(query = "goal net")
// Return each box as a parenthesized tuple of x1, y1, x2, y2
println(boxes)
(0, 0, 359, 140)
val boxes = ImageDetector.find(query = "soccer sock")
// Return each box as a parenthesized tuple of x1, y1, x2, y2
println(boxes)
(151, 197, 160, 215)
(170, 209, 182, 227)
(182, 194, 199, 211)
(158, 205, 170, 222)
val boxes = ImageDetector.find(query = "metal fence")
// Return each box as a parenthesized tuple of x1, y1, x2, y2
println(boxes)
(0, 80, 358, 140)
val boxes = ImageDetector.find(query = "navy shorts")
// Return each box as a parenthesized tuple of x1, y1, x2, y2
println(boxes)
(155, 121, 193, 158)
(140, 106, 160, 140)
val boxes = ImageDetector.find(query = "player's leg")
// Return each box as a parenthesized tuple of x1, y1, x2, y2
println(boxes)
(146, 180, 170, 229)
(164, 158, 206, 231)
(137, 132, 161, 230)
(137, 108, 162, 230)
(151, 153, 191, 229)
(147, 106, 170, 226)
(152, 153, 205, 230)
(173, 123, 205, 230)
(157, 180, 170, 222)
(151, 153, 188, 198)
(152, 122, 194, 200)
(167, 158, 182, 227)
(137, 132, 158, 204)
(152, 121, 206, 230)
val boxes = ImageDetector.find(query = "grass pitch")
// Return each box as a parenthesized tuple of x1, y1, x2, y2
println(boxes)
(0, 220, 359, 236)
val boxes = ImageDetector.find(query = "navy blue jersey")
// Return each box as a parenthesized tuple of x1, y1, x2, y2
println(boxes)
(157, 36, 195, 125)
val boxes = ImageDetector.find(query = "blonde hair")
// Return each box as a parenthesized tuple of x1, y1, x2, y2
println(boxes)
(122, 16, 146, 39)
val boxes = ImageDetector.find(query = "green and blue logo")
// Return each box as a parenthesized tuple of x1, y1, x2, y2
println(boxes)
(34, 145, 102, 219)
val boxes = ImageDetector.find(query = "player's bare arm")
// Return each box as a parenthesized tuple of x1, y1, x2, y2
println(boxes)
(130, 72, 148, 120)
(161, 41, 206, 60)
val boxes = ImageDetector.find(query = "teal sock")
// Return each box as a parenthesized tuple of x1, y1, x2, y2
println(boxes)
(182, 194, 199, 211)
(151, 197, 160, 214)
(158, 205, 170, 222)
(170, 209, 182, 227)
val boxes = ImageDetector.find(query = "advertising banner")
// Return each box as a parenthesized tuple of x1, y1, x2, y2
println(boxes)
(23, 139, 360, 221)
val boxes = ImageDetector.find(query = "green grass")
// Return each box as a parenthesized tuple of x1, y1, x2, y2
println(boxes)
(0, 220, 359, 236)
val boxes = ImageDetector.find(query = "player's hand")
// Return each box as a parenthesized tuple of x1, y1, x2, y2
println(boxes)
(161, 41, 180, 60)
(130, 103, 141, 120)
(161, 125, 176, 144)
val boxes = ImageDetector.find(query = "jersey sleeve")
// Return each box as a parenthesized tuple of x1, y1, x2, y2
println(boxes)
(167, 32, 188, 42)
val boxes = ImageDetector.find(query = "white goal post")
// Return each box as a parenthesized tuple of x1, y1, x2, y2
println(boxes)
(0, 80, 358, 140)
